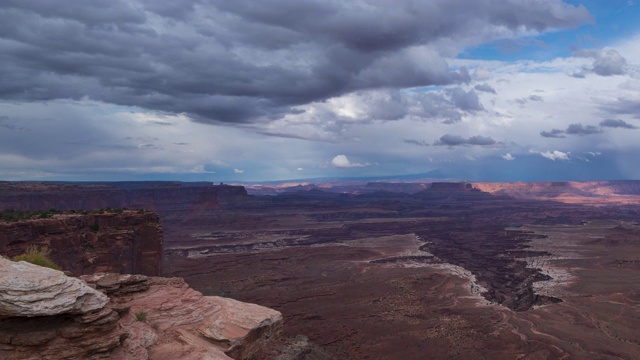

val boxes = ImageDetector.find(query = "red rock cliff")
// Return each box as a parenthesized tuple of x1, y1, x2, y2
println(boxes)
(0, 182, 249, 219)
(0, 211, 162, 276)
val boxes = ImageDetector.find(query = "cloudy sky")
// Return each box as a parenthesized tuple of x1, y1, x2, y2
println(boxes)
(1, 0, 639, 182)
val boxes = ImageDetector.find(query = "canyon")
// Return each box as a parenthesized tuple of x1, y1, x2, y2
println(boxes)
(2, 180, 640, 359)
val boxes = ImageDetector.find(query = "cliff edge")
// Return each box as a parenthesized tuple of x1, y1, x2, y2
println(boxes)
(0, 257, 283, 360)
(0, 211, 163, 276)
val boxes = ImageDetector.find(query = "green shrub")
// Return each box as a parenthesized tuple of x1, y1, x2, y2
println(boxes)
(12, 245, 62, 271)
(135, 310, 147, 322)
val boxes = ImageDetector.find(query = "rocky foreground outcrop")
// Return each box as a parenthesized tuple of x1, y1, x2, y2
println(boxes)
(0, 211, 163, 276)
(0, 258, 108, 317)
(0, 257, 283, 360)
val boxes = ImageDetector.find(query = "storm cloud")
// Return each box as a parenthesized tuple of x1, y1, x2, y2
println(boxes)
(602, 98, 640, 118)
(0, 0, 591, 126)
(434, 134, 496, 147)
(541, 122, 604, 138)
(566, 123, 602, 135)
(540, 129, 566, 138)
(474, 84, 497, 94)
(599, 119, 637, 129)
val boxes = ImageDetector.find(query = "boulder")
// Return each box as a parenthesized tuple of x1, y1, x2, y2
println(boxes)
(0, 256, 108, 317)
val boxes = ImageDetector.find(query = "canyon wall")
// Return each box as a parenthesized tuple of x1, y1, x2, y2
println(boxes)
(0, 211, 163, 276)
(0, 182, 248, 219)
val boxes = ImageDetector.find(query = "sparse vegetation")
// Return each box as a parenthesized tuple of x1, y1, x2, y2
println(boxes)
(12, 245, 62, 270)
(135, 310, 147, 322)
(0, 208, 135, 223)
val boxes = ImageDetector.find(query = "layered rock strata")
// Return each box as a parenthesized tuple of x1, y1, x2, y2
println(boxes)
(0, 211, 162, 276)
(0, 257, 107, 317)
(0, 182, 248, 218)
(0, 257, 282, 360)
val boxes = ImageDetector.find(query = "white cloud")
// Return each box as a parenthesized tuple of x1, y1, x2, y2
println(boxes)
(331, 155, 370, 168)
(574, 48, 628, 76)
(501, 153, 515, 160)
(537, 150, 570, 161)
(233, 168, 244, 174)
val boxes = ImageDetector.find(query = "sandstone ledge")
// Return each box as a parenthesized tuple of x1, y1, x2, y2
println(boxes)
(0, 257, 107, 318)
(0, 265, 282, 360)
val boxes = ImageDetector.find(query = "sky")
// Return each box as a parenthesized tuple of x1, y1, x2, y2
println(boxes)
(1, 0, 639, 183)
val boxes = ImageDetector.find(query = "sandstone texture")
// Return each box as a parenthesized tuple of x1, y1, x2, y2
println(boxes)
(0, 211, 163, 276)
(0, 263, 282, 360)
(0, 256, 108, 317)
(81, 273, 283, 360)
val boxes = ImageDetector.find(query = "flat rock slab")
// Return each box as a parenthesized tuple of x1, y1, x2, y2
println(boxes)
(0, 256, 107, 317)
(119, 276, 283, 360)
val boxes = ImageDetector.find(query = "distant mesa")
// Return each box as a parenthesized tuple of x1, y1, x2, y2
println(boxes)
(0, 181, 249, 218)
(428, 182, 476, 191)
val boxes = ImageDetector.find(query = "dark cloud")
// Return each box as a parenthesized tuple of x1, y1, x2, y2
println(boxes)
(358, 90, 408, 121)
(436, 134, 467, 146)
(448, 88, 483, 111)
(404, 139, 430, 147)
(434, 134, 496, 147)
(401, 87, 485, 125)
(541, 122, 611, 138)
(0, 0, 591, 125)
(575, 49, 627, 76)
(146, 120, 173, 126)
(540, 129, 566, 138)
(410, 89, 482, 124)
(602, 98, 640, 119)
(566, 123, 602, 135)
(474, 84, 497, 94)
(528, 95, 543, 101)
(467, 135, 496, 145)
(599, 119, 637, 129)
